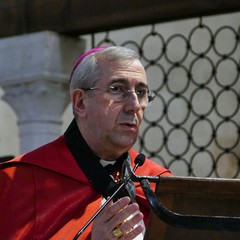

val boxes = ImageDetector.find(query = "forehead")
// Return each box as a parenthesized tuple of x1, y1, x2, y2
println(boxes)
(97, 58, 147, 86)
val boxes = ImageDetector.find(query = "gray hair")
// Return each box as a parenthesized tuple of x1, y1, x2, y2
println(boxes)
(70, 46, 141, 93)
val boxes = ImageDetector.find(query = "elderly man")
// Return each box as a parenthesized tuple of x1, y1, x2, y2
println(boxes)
(0, 46, 171, 240)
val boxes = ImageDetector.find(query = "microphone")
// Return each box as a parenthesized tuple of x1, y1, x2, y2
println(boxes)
(73, 153, 146, 240)
(133, 153, 145, 171)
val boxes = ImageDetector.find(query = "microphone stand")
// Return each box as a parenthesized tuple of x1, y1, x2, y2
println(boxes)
(73, 161, 141, 240)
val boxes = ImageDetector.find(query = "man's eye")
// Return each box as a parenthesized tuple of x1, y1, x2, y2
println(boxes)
(109, 85, 124, 94)
(136, 89, 147, 97)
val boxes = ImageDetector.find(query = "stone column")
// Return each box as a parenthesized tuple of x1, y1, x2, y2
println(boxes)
(0, 31, 85, 153)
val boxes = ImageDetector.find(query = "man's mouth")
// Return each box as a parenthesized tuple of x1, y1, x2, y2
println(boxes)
(119, 122, 138, 131)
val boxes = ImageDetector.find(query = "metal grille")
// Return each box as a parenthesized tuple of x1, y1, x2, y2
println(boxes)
(86, 15, 240, 178)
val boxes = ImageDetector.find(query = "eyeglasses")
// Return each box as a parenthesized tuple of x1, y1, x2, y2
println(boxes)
(82, 84, 155, 107)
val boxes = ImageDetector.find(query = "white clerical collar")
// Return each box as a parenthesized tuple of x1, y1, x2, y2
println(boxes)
(99, 159, 116, 168)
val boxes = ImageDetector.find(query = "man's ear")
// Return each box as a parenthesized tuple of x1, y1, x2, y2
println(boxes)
(71, 89, 87, 117)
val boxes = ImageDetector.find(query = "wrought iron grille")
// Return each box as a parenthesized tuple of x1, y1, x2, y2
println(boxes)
(85, 14, 240, 178)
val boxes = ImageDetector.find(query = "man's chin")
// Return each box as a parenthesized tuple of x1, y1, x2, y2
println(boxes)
(115, 137, 137, 150)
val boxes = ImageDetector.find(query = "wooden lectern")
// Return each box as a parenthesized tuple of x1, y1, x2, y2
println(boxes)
(143, 176, 240, 240)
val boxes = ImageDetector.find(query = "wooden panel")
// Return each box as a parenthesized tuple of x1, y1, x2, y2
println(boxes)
(0, 0, 26, 37)
(144, 176, 240, 240)
(0, 0, 240, 38)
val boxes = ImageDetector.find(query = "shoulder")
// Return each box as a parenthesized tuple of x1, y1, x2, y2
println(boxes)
(0, 135, 88, 184)
(0, 136, 67, 168)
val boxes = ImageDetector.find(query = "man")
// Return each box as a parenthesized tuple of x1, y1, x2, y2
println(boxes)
(0, 46, 172, 239)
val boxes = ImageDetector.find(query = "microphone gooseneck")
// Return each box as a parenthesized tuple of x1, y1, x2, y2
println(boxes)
(73, 153, 146, 240)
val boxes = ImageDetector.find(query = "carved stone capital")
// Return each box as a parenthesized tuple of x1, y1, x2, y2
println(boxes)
(0, 31, 85, 153)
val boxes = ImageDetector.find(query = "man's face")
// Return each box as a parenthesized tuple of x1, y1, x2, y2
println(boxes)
(82, 58, 148, 159)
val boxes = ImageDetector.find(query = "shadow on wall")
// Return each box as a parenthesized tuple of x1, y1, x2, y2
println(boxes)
(0, 155, 14, 163)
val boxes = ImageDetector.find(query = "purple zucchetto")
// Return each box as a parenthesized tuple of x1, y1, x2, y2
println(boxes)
(69, 46, 109, 82)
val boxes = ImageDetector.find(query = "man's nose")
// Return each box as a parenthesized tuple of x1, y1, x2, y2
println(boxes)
(124, 91, 142, 112)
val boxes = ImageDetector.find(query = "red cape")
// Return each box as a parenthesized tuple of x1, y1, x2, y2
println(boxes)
(0, 136, 172, 240)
